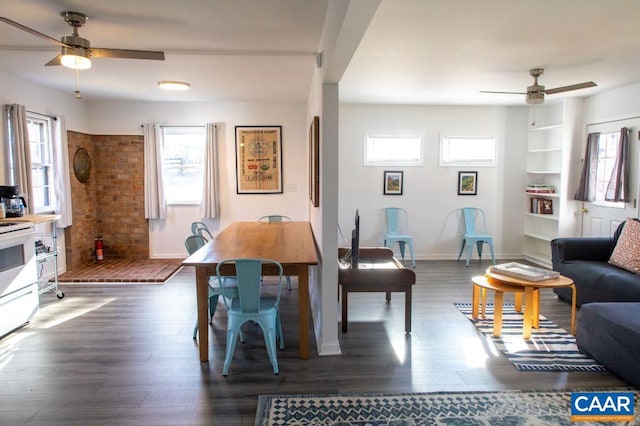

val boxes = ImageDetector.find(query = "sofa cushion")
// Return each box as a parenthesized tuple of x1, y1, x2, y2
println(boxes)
(609, 218, 640, 274)
(553, 260, 640, 305)
(577, 302, 640, 386)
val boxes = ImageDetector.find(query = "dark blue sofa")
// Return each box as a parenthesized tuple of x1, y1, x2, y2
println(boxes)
(551, 220, 640, 386)
(550, 221, 640, 306)
(577, 302, 640, 386)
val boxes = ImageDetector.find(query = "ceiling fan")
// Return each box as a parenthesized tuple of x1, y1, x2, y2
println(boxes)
(480, 68, 597, 104)
(0, 11, 165, 70)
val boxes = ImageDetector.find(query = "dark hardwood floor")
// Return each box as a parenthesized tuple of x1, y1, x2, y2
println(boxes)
(0, 260, 628, 425)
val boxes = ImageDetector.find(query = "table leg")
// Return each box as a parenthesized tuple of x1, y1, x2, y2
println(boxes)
(341, 287, 348, 333)
(532, 289, 540, 329)
(493, 291, 504, 337)
(481, 288, 487, 318)
(570, 284, 577, 335)
(196, 267, 210, 362)
(404, 288, 412, 333)
(523, 287, 535, 339)
(472, 281, 480, 319)
(297, 266, 310, 359)
(386, 291, 391, 302)
(514, 293, 523, 312)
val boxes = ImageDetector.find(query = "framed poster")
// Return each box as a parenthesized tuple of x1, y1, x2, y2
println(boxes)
(383, 170, 403, 195)
(235, 126, 283, 194)
(309, 116, 320, 207)
(458, 171, 477, 195)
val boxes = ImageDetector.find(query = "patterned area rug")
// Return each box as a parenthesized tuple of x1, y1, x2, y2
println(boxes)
(455, 302, 606, 372)
(57, 258, 183, 283)
(256, 389, 639, 425)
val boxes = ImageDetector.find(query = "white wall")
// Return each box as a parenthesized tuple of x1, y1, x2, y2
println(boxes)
(339, 103, 528, 261)
(0, 71, 91, 274)
(87, 100, 309, 258)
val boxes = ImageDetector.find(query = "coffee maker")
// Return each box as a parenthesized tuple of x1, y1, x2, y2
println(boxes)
(0, 186, 26, 217)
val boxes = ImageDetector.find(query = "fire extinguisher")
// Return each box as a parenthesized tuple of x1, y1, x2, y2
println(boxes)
(95, 237, 104, 262)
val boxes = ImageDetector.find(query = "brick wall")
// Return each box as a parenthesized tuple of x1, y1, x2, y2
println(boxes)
(65, 131, 97, 271)
(65, 132, 149, 270)
(93, 134, 148, 260)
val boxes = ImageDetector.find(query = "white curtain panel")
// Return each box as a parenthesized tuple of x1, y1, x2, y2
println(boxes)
(143, 123, 167, 219)
(52, 115, 73, 227)
(200, 123, 220, 218)
(5, 104, 34, 213)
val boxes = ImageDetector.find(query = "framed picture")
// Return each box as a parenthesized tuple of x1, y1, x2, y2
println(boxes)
(458, 171, 477, 195)
(383, 170, 403, 195)
(235, 126, 283, 194)
(309, 116, 320, 207)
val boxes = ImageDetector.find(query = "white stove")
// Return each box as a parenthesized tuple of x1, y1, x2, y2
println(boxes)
(0, 221, 33, 234)
(0, 220, 37, 338)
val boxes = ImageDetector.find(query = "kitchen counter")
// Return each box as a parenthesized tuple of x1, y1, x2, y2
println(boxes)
(0, 214, 60, 224)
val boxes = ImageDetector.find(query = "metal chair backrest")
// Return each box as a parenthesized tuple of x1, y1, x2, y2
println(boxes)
(191, 222, 213, 240)
(259, 215, 292, 222)
(462, 208, 486, 235)
(216, 258, 283, 314)
(385, 207, 408, 235)
(185, 234, 207, 255)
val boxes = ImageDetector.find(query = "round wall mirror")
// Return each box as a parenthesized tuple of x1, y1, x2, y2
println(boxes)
(73, 147, 91, 183)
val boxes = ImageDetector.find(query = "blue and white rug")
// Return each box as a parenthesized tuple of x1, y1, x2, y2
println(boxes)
(455, 302, 606, 372)
(256, 389, 639, 425)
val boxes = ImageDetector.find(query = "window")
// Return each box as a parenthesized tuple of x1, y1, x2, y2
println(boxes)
(160, 126, 205, 204)
(27, 114, 54, 213)
(364, 135, 422, 166)
(594, 131, 625, 208)
(440, 135, 496, 167)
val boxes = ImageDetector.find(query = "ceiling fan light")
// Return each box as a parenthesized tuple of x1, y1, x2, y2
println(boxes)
(60, 47, 91, 70)
(158, 81, 190, 91)
(526, 92, 544, 105)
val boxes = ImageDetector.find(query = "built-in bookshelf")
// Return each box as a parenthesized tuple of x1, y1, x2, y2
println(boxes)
(523, 99, 581, 267)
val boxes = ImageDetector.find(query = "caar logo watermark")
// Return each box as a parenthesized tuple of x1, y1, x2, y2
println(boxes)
(571, 392, 635, 422)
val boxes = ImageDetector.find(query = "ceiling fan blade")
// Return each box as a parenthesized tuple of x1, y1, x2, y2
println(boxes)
(479, 90, 526, 95)
(89, 47, 165, 61)
(0, 16, 68, 48)
(45, 54, 62, 66)
(544, 81, 597, 95)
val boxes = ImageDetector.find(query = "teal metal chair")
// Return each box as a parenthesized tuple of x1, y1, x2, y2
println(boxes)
(258, 215, 293, 290)
(191, 221, 213, 240)
(458, 207, 496, 267)
(217, 258, 285, 376)
(185, 235, 239, 339)
(383, 207, 416, 268)
(258, 215, 291, 222)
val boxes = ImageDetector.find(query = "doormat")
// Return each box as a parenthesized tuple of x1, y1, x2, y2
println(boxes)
(455, 302, 607, 372)
(57, 258, 183, 283)
(256, 388, 639, 425)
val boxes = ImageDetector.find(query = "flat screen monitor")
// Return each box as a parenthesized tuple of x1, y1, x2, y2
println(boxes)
(351, 209, 359, 268)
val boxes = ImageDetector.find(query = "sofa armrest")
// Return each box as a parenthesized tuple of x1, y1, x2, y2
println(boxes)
(550, 237, 615, 264)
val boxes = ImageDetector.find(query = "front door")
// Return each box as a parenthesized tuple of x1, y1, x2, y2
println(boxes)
(580, 118, 640, 237)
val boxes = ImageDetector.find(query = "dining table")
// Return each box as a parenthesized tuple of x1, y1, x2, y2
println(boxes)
(182, 221, 319, 362)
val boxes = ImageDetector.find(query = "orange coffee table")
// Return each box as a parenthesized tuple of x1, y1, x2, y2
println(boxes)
(483, 268, 576, 339)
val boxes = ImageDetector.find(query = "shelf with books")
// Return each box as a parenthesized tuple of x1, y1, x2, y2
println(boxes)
(523, 99, 580, 267)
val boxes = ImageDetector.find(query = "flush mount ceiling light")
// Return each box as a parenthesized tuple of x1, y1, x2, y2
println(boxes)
(60, 46, 91, 69)
(158, 81, 190, 91)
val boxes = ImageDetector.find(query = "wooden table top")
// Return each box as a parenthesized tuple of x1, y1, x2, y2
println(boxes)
(485, 268, 574, 288)
(182, 221, 318, 266)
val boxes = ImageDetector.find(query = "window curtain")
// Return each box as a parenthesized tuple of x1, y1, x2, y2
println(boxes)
(605, 127, 630, 202)
(200, 123, 220, 218)
(573, 132, 600, 202)
(4, 104, 34, 213)
(52, 116, 73, 227)
(143, 124, 167, 219)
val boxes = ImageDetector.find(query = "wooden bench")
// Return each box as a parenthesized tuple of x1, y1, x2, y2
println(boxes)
(338, 247, 416, 333)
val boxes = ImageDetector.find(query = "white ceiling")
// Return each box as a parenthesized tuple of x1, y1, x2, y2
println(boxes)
(2, 0, 640, 106)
